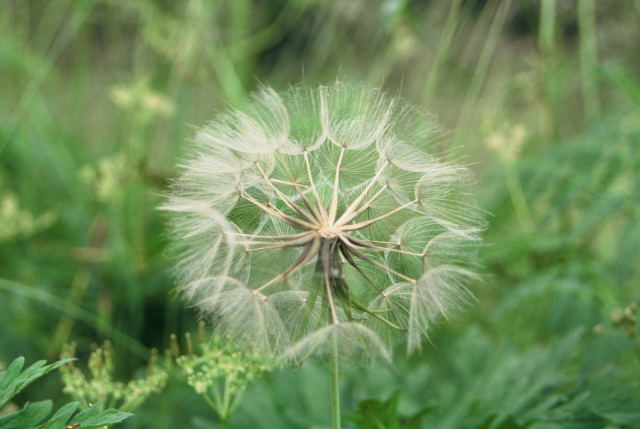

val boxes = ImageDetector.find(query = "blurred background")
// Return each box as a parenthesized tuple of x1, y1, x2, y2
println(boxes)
(1, 1, 639, 428)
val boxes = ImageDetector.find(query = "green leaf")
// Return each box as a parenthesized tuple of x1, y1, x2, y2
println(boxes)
(71, 404, 133, 428)
(13, 359, 72, 394)
(0, 357, 25, 408)
(0, 357, 73, 408)
(0, 357, 130, 429)
(345, 390, 432, 429)
(0, 400, 52, 429)
(41, 402, 80, 429)
(475, 414, 526, 429)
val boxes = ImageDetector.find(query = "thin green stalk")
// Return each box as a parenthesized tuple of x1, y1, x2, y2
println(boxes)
(423, 0, 463, 106)
(538, 0, 559, 140)
(453, 0, 511, 146)
(1, 1, 93, 155)
(504, 164, 534, 233)
(0, 278, 149, 359)
(538, 0, 556, 53)
(203, 392, 226, 428)
(205, 3, 246, 106)
(47, 269, 90, 358)
(330, 332, 341, 429)
(578, 0, 600, 121)
(221, 376, 232, 420)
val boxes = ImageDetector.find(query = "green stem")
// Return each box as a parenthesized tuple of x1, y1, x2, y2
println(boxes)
(203, 391, 223, 420)
(221, 377, 232, 420)
(538, 0, 559, 140)
(504, 163, 534, 233)
(578, 0, 600, 121)
(330, 332, 341, 429)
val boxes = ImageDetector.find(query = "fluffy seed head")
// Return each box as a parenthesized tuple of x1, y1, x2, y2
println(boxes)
(163, 83, 484, 361)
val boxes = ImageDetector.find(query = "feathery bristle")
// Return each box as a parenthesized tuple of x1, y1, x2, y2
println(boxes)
(164, 82, 484, 360)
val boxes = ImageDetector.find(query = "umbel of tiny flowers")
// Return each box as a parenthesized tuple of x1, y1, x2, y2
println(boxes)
(163, 82, 483, 428)
(170, 328, 272, 423)
(60, 341, 168, 412)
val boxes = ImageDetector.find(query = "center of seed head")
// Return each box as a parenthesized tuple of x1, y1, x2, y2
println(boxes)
(317, 224, 341, 239)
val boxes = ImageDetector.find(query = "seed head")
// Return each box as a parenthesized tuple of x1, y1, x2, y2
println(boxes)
(163, 83, 484, 361)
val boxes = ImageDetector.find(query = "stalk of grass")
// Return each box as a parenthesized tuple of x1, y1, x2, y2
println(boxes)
(330, 332, 341, 429)
(48, 269, 91, 358)
(453, 0, 511, 146)
(504, 163, 534, 234)
(422, 0, 464, 106)
(1, 1, 93, 155)
(205, 3, 246, 105)
(229, 2, 305, 60)
(538, 0, 559, 140)
(538, 0, 556, 54)
(578, 0, 600, 121)
(0, 278, 149, 359)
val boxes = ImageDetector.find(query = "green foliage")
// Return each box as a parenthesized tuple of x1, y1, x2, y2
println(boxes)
(1, 1, 640, 428)
(0, 357, 67, 409)
(174, 332, 273, 422)
(345, 390, 431, 429)
(59, 342, 167, 412)
(414, 328, 640, 429)
(0, 357, 131, 429)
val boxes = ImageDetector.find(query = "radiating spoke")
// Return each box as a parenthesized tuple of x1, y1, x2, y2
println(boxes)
(335, 185, 387, 226)
(341, 199, 418, 232)
(239, 233, 314, 251)
(335, 160, 388, 225)
(231, 231, 312, 240)
(270, 178, 305, 187)
(348, 237, 424, 257)
(328, 147, 345, 223)
(304, 151, 328, 222)
(359, 238, 401, 246)
(255, 238, 319, 292)
(255, 163, 318, 224)
(340, 236, 416, 283)
(271, 153, 325, 220)
(238, 240, 306, 247)
(270, 178, 324, 220)
(240, 192, 315, 230)
(298, 191, 323, 221)
(339, 241, 384, 294)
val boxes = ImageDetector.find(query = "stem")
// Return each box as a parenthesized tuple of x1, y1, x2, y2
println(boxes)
(330, 330, 341, 429)
(304, 151, 328, 222)
(328, 147, 346, 223)
(335, 160, 388, 225)
(254, 238, 319, 292)
(221, 377, 232, 421)
(504, 163, 534, 233)
(339, 185, 388, 225)
(255, 162, 317, 223)
(342, 237, 417, 283)
(340, 199, 418, 231)
(240, 191, 314, 229)
(203, 391, 223, 417)
(348, 237, 424, 257)
(578, 0, 600, 121)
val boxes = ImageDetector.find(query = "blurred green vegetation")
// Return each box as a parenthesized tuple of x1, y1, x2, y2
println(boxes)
(1, 0, 639, 428)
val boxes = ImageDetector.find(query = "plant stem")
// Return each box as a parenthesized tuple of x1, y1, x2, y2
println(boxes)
(504, 163, 534, 233)
(330, 332, 341, 429)
(578, 0, 600, 121)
